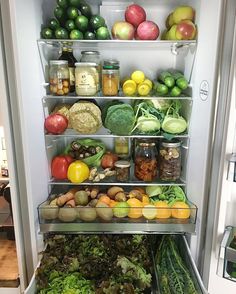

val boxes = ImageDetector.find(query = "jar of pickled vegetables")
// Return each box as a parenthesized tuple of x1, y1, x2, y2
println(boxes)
(49, 60, 70, 96)
(159, 139, 181, 181)
(134, 141, 158, 181)
(102, 60, 120, 96)
(75, 62, 98, 96)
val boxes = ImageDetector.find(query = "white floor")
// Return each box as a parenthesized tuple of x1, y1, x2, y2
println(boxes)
(0, 287, 20, 294)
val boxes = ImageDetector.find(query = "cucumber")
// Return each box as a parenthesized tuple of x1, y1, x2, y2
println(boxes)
(154, 82, 169, 96)
(158, 71, 175, 88)
(170, 86, 182, 97)
(173, 72, 189, 90)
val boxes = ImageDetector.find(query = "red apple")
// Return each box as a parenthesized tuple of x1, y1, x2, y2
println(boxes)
(136, 21, 159, 40)
(44, 113, 68, 134)
(112, 21, 135, 40)
(125, 4, 146, 27)
(101, 152, 118, 169)
(176, 20, 196, 40)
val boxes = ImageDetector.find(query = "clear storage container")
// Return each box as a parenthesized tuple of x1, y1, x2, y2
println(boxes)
(75, 62, 98, 96)
(102, 59, 120, 96)
(49, 60, 70, 96)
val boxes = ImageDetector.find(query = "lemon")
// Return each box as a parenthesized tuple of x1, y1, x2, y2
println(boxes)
(123, 80, 137, 96)
(131, 70, 145, 84)
(137, 82, 151, 96)
(143, 78, 153, 89)
(120, 76, 130, 87)
(142, 205, 157, 220)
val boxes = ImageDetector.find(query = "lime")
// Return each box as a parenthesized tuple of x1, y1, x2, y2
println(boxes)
(65, 19, 75, 31)
(131, 70, 145, 84)
(54, 6, 64, 20)
(48, 18, 60, 30)
(142, 205, 157, 220)
(57, 0, 68, 9)
(122, 80, 137, 96)
(75, 15, 88, 32)
(84, 31, 96, 40)
(55, 28, 69, 39)
(79, 2, 92, 18)
(137, 83, 151, 96)
(68, 0, 81, 7)
(90, 15, 106, 30)
(113, 202, 130, 218)
(41, 28, 53, 39)
(70, 29, 83, 40)
(67, 6, 79, 20)
(96, 26, 110, 40)
(143, 78, 153, 89)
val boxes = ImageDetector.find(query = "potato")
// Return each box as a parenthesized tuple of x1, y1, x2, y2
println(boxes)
(88, 199, 98, 207)
(79, 207, 97, 222)
(107, 186, 124, 199)
(58, 207, 77, 222)
(96, 202, 113, 221)
(115, 192, 127, 202)
(128, 190, 143, 201)
(40, 204, 59, 220)
(75, 191, 89, 206)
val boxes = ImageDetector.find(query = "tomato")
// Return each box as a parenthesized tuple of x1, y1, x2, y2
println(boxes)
(51, 155, 74, 180)
(101, 152, 118, 169)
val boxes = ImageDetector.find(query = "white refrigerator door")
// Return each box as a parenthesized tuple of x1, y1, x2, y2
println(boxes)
(202, 0, 236, 292)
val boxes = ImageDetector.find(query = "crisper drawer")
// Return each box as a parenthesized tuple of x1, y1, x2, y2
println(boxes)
(218, 226, 236, 282)
(25, 234, 207, 294)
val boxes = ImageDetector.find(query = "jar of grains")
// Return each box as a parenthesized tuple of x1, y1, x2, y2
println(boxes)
(159, 139, 182, 181)
(49, 60, 70, 96)
(115, 160, 130, 182)
(75, 62, 98, 96)
(102, 60, 120, 96)
(135, 141, 158, 182)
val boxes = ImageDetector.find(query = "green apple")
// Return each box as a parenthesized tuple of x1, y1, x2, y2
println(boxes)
(176, 20, 197, 40)
(167, 24, 177, 40)
(172, 6, 195, 24)
(165, 13, 174, 29)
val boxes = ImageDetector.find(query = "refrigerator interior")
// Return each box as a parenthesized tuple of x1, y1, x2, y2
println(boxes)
(0, 0, 225, 291)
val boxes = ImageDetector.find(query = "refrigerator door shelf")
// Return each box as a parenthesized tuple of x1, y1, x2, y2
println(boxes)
(218, 226, 236, 282)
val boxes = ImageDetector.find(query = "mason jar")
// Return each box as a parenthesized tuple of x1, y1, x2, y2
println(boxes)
(134, 141, 158, 182)
(49, 60, 70, 96)
(159, 139, 182, 181)
(102, 59, 120, 96)
(75, 62, 98, 96)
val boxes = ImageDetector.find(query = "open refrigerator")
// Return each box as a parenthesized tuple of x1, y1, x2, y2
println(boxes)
(0, 0, 235, 293)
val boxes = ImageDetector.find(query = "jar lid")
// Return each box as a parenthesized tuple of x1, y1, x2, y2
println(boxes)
(161, 139, 182, 147)
(50, 60, 68, 65)
(115, 160, 131, 168)
(138, 142, 156, 147)
(75, 62, 97, 67)
(103, 59, 120, 69)
(81, 51, 100, 55)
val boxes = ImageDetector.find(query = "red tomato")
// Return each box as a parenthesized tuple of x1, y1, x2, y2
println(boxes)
(101, 152, 118, 169)
(51, 155, 74, 180)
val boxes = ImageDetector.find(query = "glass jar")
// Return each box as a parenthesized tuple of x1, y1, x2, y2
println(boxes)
(75, 62, 98, 96)
(134, 141, 158, 182)
(59, 46, 77, 93)
(114, 137, 129, 158)
(102, 60, 120, 96)
(159, 139, 181, 181)
(115, 160, 130, 182)
(49, 60, 70, 96)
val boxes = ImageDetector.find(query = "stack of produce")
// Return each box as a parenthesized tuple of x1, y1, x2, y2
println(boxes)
(155, 236, 198, 293)
(44, 101, 102, 135)
(163, 5, 197, 40)
(122, 70, 153, 96)
(112, 4, 159, 40)
(155, 70, 189, 97)
(36, 234, 153, 293)
(40, 185, 191, 222)
(41, 0, 110, 40)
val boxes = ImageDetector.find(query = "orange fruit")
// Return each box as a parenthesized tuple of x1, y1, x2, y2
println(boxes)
(98, 195, 111, 206)
(127, 198, 143, 219)
(155, 201, 171, 219)
(171, 201, 191, 219)
(142, 195, 150, 205)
